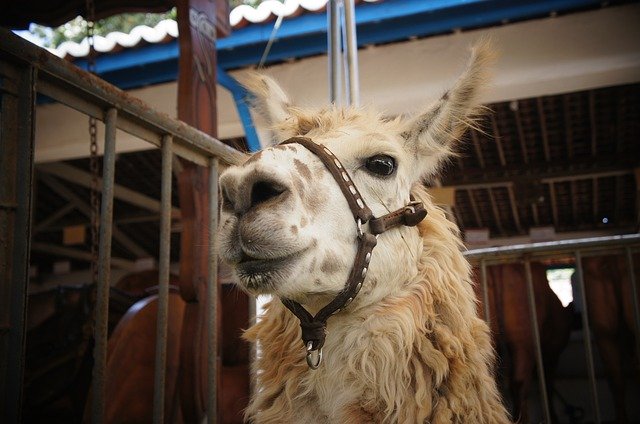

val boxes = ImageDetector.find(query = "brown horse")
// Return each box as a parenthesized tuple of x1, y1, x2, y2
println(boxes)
(581, 253, 640, 424)
(23, 284, 142, 423)
(474, 262, 573, 423)
(23, 270, 175, 423)
(85, 281, 250, 423)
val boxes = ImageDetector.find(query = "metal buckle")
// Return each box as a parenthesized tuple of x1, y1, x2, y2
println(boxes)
(306, 341, 323, 369)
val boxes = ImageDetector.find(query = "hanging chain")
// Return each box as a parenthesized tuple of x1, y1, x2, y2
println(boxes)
(86, 0, 99, 287)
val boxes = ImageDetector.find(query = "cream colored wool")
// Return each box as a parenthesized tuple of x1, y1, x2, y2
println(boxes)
(219, 40, 512, 423)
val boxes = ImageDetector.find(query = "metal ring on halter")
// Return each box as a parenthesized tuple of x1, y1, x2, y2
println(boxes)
(356, 218, 364, 238)
(306, 341, 323, 369)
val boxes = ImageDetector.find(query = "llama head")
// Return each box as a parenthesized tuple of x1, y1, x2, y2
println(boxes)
(218, 42, 493, 307)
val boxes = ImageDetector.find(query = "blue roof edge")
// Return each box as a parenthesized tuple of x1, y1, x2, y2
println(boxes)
(72, 0, 601, 88)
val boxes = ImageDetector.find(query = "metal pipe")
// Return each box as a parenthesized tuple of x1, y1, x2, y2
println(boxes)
(523, 258, 551, 423)
(626, 247, 640, 367)
(0, 29, 245, 167)
(153, 135, 173, 424)
(574, 251, 601, 423)
(343, 0, 359, 106)
(327, 0, 342, 104)
(207, 158, 220, 424)
(91, 107, 118, 424)
(465, 234, 640, 261)
(480, 260, 490, 324)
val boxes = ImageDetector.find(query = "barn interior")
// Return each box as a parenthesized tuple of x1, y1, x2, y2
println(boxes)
(2, 0, 639, 423)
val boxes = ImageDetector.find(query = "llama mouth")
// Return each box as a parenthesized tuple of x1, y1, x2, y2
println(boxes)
(235, 251, 300, 291)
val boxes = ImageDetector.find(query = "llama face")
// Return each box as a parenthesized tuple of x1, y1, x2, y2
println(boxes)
(218, 123, 421, 303)
(218, 42, 493, 305)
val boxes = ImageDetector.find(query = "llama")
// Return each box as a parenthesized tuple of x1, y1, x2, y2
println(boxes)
(218, 41, 511, 423)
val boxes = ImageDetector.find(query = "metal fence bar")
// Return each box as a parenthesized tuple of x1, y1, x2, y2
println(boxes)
(0, 29, 246, 167)
(574, 251, 601, 423)
(207, 158, 220, 424)
(466, 234, 640, 262)
(343, 0, 360, 106)
(523, 258, 551, 423)
(626, 247, 640, 367)
(0, 62, 37, 424)
(153, 135, 173, 424)
(480, 259, 490, 324)
(91, 107, 118, 424)
(328, 0, 342, 104)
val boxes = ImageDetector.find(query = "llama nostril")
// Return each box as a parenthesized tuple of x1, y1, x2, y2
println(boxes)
(251, 180, 287, 208)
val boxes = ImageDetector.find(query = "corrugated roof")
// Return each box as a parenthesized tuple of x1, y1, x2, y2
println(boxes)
(48, 0, 381, 59)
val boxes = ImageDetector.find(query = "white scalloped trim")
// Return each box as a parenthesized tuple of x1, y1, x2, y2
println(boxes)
(47, 0, 380, 59)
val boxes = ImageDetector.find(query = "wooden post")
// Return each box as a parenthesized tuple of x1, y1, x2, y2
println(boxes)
(175, 1, 248, 423)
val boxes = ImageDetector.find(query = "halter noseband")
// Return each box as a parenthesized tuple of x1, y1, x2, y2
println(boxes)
(279, 137, 427, 369)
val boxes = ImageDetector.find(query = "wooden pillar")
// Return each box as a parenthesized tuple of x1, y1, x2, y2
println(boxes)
(175, 0, 249, 422)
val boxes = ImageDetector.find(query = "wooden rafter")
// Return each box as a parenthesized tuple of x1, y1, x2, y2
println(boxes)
(592, 177, 599, 224)
(468, 189, 483, 228)
(34, 203, 75, 234)
(490, 114, 506, 166)
(564, 95, 574, 159)
(507, 185, 523, 233)
(487, 188, 505, 235)
(513, 102, 529, 164)
(536, 98, 551, 162)
(531, 203, 540, 226)
(31, 242, 135, 270)
(38, 174, 151, 258)
(548, 182, 559, 227)
(570, 180, 578, 224)
(589, 90, 597, 157)
(38, 162, 180, 217)
(615, 175, 623, 225)
(470, 129, 485, 168)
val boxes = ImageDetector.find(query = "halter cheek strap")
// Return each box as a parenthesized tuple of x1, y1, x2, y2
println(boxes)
(279, 136, 428, 369)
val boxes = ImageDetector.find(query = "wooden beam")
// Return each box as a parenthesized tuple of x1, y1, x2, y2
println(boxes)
(507, 185, 523, 233)
(468, 189, 483, 228)
(487, 188, 505, 235)
(31, 242, 135, 270)
(470, 129, 485, 169)
(592, 177, 599, 225)
(38, 162, 180, 217)
(531, 203, 540, 226)
(490, 113, 506, 167)
(615, 175, 623, 225)
(564, 95, 574, 159)
(443, 160, 635, 188)
(34, 203, 75, 234)
(589, 90, 597, 157)
(570, 180, 578, 224)
(548, 182, 559, 227)
(537, 98, 551, 162)
(38, 174, 151, 258)
(513, 102, 529, 164)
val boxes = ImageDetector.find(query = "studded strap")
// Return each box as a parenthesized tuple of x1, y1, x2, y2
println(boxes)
(281, 137, 373, 223)
(277, 136, 427, 369)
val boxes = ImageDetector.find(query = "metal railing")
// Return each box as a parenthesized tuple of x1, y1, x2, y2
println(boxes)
(0, 28, 246, 424)
(465, 234, 640, 423)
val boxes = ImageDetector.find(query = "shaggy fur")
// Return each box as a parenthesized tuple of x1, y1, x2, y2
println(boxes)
(220, 40, 511, 423)
(244, 187, 509, 423)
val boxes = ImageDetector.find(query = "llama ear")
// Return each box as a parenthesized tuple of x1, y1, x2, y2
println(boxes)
(402, 40, 495, 179)
(241, 73, 296, 140)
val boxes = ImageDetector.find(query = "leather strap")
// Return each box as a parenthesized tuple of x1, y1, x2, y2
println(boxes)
(369, 199, 427, 235)
(281, 137, 374, 223)
(277, 137, 427, 368)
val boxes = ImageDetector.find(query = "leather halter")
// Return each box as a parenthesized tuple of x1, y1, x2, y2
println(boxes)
(279, 137, 427, 369)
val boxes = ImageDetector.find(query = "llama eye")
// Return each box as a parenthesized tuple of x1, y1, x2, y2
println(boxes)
(365, 155, 396, 176)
